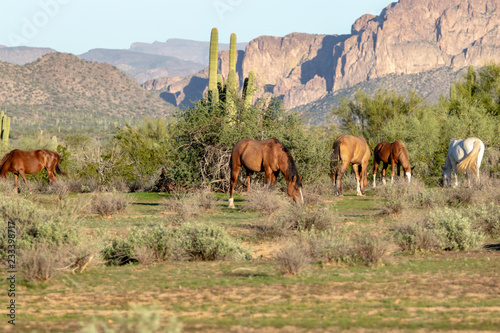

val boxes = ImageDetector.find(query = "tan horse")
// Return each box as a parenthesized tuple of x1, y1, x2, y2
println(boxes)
(228, 138, 303, 208)
(372, 141, 414, 187)
(330, 135, 371, 196)
(0, 149, 67, 192)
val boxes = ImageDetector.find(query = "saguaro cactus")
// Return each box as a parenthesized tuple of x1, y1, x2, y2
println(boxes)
(243, 71, 255, 107)
(208, 27, 219, 105)
(0, 111, 11, 146)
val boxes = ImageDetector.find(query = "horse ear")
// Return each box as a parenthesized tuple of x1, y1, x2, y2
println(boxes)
(411, 166, 415, 171)
(299, 175, 303, 180)
(292, 175, 297, 182)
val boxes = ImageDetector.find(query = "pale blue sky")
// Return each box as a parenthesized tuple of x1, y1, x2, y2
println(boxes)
(0, 0, 393, 54)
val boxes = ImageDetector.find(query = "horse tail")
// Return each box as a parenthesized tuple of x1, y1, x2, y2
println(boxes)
(0, 151, 11, 176)
(330, 139, 342, 175)
(457, 140, 481, 174)
(55, 164, 68, 177)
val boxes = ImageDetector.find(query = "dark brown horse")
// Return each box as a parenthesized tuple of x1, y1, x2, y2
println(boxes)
(0, 149, 67, 192)
(228, 138, 303, 208)
(372, 140, 414, 187)
(330, 135, 371, 196)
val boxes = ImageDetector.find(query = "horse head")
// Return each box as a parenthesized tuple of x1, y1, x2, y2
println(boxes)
(405, 165, 415, 183)
(287, 175, 304, 204)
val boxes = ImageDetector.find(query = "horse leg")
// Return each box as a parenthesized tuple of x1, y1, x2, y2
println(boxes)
(336, 162, 349, 196)
(390, 160, 396, 184)
(361, 163, 368, 195)
(382, 163, 388, 185)
(452, 164, 458, 188)
(14, 174, 19, 194)
(353, 164, 362, 196)
(244, 169, 253, 191)
(228, 165, 241, 209)
(372, 159, 379, 188)
(19, 171, 30, 193)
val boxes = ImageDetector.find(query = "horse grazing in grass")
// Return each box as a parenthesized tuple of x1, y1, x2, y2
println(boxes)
(330, 135, 371, 196)
(0, 149, 67, 192)
(228, 138, 303, 208)
(372, 140, 414, 187)
(442, 137, 485, 187)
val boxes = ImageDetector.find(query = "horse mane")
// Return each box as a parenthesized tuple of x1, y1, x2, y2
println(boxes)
(273, 139, 302, 186)
(396, 142, 411, 169)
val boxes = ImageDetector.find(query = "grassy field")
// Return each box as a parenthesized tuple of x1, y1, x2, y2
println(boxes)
(1, 183, 499, 333)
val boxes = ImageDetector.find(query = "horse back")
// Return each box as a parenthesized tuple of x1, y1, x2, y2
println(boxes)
(337, 135, 370, 164)
(232, 138, 268, 172)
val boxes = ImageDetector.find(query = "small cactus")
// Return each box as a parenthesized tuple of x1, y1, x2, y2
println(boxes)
(0, 111, 11, 146)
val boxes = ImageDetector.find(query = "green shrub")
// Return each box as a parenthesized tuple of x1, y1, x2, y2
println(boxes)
(302, 229, 356, 264)
(102, 238, 138, 266)
(393, 220, 441, 253)
(463, 203, 500, 239)
(176, 222, 251, 261)
(127, 224, 182, 262)
(0, 196, 82, 261)
(427, 208, 485, 251)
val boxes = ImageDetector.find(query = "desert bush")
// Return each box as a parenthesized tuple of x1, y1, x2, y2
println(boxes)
(0, 196, 83, 261)
(128, 224, 182, 263)
(301, 229, 357, 264)
(354, 234, 388, 266)
(301, 176, 332, 205)
(393, 220, 441, 253)
(275, 243, 311, 275)
(91, 192, 129, 217)
(378, 179, 445, 214)
(445, 187, 474, 206)
(258, 205, 334, 239)
(427, 208, 485, 251)
(176, 222, 251, 261)
(163, 190, 220, 222)
(275, 242, 311, 275)
(462, 203, 500, 239)
(19, 242, 63, 282)
(102, 238, 137, 266)
(241, 185, 291, 215)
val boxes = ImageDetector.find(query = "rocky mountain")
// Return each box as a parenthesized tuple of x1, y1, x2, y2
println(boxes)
(144, 0, 500, 114)
(0, 53, 174, 133)
(0, 46, 56, 65)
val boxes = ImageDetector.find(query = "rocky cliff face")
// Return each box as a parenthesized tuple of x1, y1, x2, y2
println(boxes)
(145, 0, 500, 109)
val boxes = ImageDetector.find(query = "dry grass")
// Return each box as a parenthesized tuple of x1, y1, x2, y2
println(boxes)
(241, 184, 291, 215)
(91, 192, 129, 217)
(275, 242, 311, 275)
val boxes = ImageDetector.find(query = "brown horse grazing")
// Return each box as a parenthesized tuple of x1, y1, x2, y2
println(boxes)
(228, 138, 303, 208)
(0, 149, 67, 192)
(372, 141, 414, 187)
(330, 135, 371, 196)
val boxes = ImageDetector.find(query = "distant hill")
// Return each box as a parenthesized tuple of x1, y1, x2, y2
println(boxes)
(0, 52, 175, 134)
(0, 46, 56, 65)
(129, 38, 247, 66)
(79, 48, 205, 83)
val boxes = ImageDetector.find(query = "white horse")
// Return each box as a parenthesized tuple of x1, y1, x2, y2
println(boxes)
(442, 137, 485, 187)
